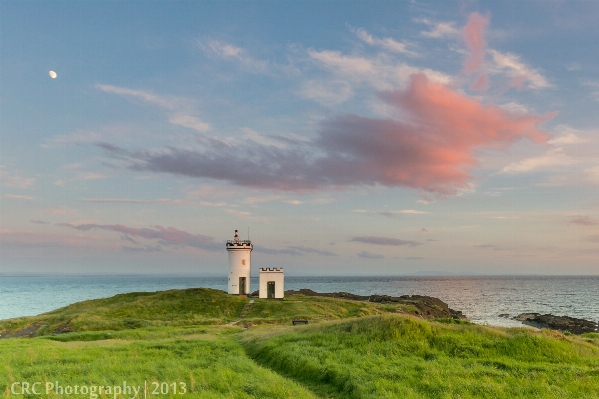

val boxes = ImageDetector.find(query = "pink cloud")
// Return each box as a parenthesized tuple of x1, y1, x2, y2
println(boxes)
(463, 12, 490, 74)
(99, 74, 552, 195)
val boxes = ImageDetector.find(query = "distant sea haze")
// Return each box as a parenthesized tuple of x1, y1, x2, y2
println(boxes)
(1, 275, 598, 327)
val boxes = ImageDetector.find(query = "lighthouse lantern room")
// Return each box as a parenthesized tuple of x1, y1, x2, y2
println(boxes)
(226, 229, 252, 295)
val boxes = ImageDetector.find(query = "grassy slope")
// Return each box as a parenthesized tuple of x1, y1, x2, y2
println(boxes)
(0, 289, 248, 335)
(243, 316, 599, 398)
(1, 288, 598, 398)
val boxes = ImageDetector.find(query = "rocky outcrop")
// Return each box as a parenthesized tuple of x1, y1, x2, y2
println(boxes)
(514, 313, 598, 335)
(284, 288, 468, 321)
(0, 322, 47, 339)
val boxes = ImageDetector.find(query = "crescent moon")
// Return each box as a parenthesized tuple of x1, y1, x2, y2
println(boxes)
(49, 71, 57, 79)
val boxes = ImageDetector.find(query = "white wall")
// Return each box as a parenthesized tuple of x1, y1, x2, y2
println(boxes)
(259, 268, 284, 299)
(227, 247, 251, 294)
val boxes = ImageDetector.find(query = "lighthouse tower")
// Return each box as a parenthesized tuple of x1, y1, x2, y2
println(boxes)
(226, 229, 252, 295)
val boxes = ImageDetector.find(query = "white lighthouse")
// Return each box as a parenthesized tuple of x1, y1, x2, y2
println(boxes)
(226, 229, 252, 295)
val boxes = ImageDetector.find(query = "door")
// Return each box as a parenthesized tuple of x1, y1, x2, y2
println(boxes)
(267, 281, 275, 299)
(239, 277, 246, 295)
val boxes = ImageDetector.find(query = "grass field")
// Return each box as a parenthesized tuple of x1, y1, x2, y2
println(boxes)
(2, 288, 598, 398)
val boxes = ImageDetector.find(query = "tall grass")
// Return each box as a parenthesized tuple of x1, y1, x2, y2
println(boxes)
(243, 315, 599, 398)
(1, 326, 318, 398)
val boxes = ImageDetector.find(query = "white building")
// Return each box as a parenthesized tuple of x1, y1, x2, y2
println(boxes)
(259, 268, 284, 299)
(226, 229, 252, 295)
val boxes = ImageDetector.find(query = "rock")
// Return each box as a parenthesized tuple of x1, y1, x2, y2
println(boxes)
(499, 314, 510, 318)
(513, 313, 598, 335)
(514, 313, 541, 321)
(0, 322, 47, 339)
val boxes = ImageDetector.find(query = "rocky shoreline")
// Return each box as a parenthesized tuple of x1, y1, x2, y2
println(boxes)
(283, 288, 468, 321)
(513, 313, 598, 335)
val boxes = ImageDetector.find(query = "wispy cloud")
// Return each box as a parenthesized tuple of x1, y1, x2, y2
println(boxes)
(168, 113, 211, 133)
(357, 250, 384, 259)
(350, 236, 421, 247)
(415, 18, 460, 39)
(476, 244, 503, 251)
(548, 126, 591, 145)
(352, 209, 429, 218)
(122, 245, 163, 253)
(299, 79, 354, 106)
(568, 215, 599, 226)
(0, 228, 112, 252)
(199, 201, 227, 207)
(226, 209, 253, 218)
(308, 49, 373, 76)
(48, 206, 78, 216)
(57, 223, 221, 252)
(30, 220, 50, 224)
(581, 79, 599, 101)
(288, 245, 337, 256)
(42, 126, 148, 149)
(0, 169, 36, 189)
(255, 246, 304, 256)
(242, 195, 285, 205)
(539, 166, 599, 187)
(488, 50, 551, 90)
(3, 194, 34, 200)
(82, 198, 190, 205)
(256, 245, 337, 256)
(502, 125, 599, 184)
(354, 28, 419, 57)
(307, 49, 452, 91)
(502, 147, 578, 173)
(95, 84, 185, 109)
(198, 39, 268, 73)
(96, 84, 211, 132)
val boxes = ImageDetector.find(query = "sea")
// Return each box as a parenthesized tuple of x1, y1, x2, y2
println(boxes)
(1, 275, 598, 328)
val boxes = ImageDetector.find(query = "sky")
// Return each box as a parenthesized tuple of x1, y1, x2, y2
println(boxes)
(1, 1, 598, 276)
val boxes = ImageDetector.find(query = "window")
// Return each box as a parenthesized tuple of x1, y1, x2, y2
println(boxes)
(241, 259, 245, 265)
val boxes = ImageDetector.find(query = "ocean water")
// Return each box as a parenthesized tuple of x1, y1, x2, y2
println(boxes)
(1, 275, 598, 328)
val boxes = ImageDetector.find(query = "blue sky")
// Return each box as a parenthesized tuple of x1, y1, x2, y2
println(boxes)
(1, 1, 598, 276)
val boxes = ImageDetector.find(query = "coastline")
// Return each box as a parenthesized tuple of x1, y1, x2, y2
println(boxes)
(2, 275, 598, 328)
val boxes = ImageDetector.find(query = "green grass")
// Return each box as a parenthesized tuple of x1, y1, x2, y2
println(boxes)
(1, 326, 319, 399)
(0, 288, 248, 336)
(2, 288, 598, 398)
(244, 295, 398, 324)
(243, 315, 599, 398)
(0, 288, 415, 337)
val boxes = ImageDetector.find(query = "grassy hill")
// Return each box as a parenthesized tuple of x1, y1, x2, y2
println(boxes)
(1, 288, 598, 398)
(0, 288, 421, 337)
